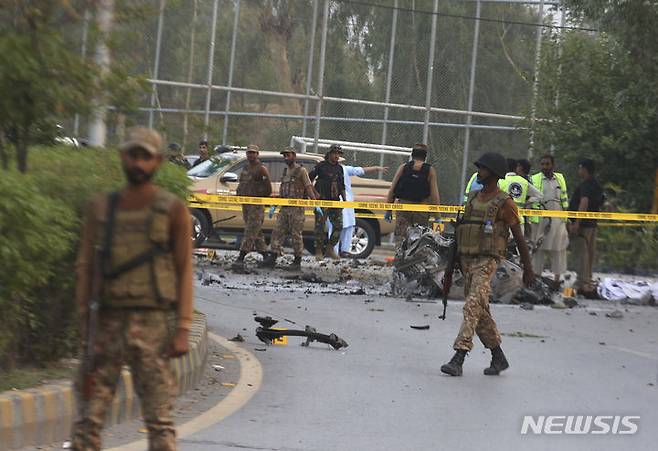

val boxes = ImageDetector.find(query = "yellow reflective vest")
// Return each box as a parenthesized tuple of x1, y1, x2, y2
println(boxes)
(498, 173, 529, 224)
(529, 172, 568, 223)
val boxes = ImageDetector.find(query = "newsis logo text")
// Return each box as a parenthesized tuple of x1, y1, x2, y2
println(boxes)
(521, 415, 640, 435)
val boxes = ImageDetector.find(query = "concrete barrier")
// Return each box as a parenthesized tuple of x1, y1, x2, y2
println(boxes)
(0, 313, 208, 451)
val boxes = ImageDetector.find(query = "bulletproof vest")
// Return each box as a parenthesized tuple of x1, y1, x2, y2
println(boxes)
(237, 161, 271, 197)
(94, 190, 177, 309)
(280, 164, 307, 199)
(457, 190, 510, 258)
(393, 162, 431, 202)
(313, 161, 344, 200)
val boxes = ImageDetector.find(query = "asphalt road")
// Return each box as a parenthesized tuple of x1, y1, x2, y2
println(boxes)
(181, 266, 658, 451)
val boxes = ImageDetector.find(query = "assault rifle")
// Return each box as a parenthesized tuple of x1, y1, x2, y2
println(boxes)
(81, 246, 103, 406)
(439, 214, 462, 320)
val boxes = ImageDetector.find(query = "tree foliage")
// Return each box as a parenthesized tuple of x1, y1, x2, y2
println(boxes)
(535, 1, 658, 211)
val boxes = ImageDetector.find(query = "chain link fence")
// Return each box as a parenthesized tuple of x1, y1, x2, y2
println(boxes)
(72, 0, 567, 204)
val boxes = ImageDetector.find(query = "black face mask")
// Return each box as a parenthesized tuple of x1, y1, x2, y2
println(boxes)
(124, 167, 154, 185)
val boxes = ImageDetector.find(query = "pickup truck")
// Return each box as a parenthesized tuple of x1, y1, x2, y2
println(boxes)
(187, 150, 394, 258)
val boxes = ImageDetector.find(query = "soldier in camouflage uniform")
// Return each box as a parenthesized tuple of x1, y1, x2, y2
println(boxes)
(72, 127, 194, 450)
(441, 152, 535, 377)
(308, 144, 346, 260)
(232, 144, 272, 271)
(262, 148, 317, 271)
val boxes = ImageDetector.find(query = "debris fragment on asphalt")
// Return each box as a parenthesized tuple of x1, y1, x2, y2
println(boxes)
(606, 310, 624, 319)
(563, 297, 578, 308)
(62, 441, 72, 449)
(589, 311, 598, 316)
(410, 325, 430, 330)
(221, 382, 237, 387)
(551, 301, 567, 309)
(369, 308, 385, 312)
(599, 342, 606, 345)
(520, 303, 534, 310)
(228, 334, 245, 342)
(212, 364, 225, 371)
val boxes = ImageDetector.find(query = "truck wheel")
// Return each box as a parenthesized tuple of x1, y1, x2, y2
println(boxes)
(348, 219, 376, 259)
(190, 208, 211, 247)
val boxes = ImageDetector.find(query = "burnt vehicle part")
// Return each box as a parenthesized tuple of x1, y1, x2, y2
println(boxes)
(254, 316, 349, 350)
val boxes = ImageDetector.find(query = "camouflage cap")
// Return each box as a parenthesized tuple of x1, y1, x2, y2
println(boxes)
(280, 146, 296, 155)
(120, 127, 164, 155)
(246, 144, 260, 153)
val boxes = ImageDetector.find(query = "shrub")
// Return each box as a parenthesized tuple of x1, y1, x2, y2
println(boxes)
(0, 146, 190, 369)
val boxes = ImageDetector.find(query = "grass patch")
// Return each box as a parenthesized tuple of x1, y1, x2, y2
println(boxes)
(0, 365, 74, 392)
(501, 331, 546, 339)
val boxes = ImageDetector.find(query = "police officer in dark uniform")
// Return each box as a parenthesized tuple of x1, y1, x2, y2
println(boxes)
(385, 143, 440, 247)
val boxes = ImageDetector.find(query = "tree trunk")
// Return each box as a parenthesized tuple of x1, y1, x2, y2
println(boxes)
(0, 131, 8, 170)
(115, 113, 126, 143)
(267, 34, 302, 115)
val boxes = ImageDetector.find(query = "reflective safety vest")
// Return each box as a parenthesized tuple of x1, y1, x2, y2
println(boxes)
(498, 173, 529, 224)
(458, 190, 511, 258)
(94, 190, 178, 309)
(529, 172, 568, 223)
(463, 172, 482, 204)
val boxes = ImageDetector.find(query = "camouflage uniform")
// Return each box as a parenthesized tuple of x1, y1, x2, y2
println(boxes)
(394, 210, 430, 244)
(453, 257, 502, 351)
(73, 310, 176, 451)
(237, 160, 271, 253)
(314, 208, 342, 250)
(270, 164, 311, 257)
(72, 188, 186, 451)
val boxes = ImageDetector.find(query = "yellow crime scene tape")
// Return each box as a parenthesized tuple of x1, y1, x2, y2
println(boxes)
(188, 193, 658, 223)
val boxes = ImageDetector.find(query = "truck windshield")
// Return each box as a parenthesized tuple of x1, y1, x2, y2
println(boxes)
(187, 154, 241, 178)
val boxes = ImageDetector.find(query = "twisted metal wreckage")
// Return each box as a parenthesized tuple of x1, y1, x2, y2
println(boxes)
(390, 225, 557, 305)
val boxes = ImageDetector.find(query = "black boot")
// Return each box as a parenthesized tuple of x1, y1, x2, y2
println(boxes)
(287, 256, 302, 271)
(483, 346, 509, 376)
(440, 350, 467, 376)
(260, 252, 277, 268)
(231, 251, 247, 270)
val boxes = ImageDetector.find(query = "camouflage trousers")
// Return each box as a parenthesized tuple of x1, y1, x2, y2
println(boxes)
(394, 210, 430, 246)
(72, 309, 176, 451)
(240, 205, 267, 253)
(314, 207, 342, 251)
(453, 257, 502, 351)
(270, 206, 305, 257)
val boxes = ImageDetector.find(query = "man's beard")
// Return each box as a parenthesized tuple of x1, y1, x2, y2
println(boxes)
(124, 167, 154, 185)
(476, 174, 490, 185)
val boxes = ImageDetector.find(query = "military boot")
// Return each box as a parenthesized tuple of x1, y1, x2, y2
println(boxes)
(440, 349, 467, 376)
(287, 256, 302, 271)
(483, 346, 509, 376)
(231, 251, 247, 271)
(325, 247, 340, 260)
(260, 252, 277, 268)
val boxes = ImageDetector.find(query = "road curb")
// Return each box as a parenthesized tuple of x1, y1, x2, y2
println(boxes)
(0, 313, 208, 451)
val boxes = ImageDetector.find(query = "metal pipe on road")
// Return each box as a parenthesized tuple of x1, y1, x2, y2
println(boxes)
(422, 0, 440, 144)
(222, 0, 241, 145)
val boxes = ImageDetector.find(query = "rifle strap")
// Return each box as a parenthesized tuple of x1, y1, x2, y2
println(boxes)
(101, 191, 121, 276)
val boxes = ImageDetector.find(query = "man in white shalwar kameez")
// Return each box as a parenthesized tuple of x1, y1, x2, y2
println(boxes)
(328, 164, 386, 257)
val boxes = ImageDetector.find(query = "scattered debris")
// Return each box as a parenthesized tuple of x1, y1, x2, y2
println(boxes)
(563, 297, 578, 308)
(222, 354, 236, 360)
(254, 316, 348, 350)
(228, 334, 245, 342)
(589, 311, 598, 316)
(138, 428, 148, 434)
(502, 331, 546, 338)
(364, 299, 375, 303)
(551, 301, 567, 309)
(212, 364, 225, 371)
(62, 441, 72, 449)
(254, 348, 267, 352)
(221, 382, 237, 387)
(605, 310, 624, 319)
(599, 342, 606, 346)
(410, 325, 430, 330)
(520, 303, 534, 310)
(369, 308, 385, 312)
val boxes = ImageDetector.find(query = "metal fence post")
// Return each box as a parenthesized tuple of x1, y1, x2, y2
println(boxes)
(422, 0, 439, 144)
(302, 0, 319, 138)
(313, 0, 330, 153)
(222, 0, 241, 145)
(380, 0, 399, 178)
(459, 0, 482, 199)
(528, 0, 545, 159)
(148, 0, 166, 129)
(73, 9, 90, 137)
(88, 0, 114, 147)
(203, 0, 220, 141)
(550, 6, 565, 155)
